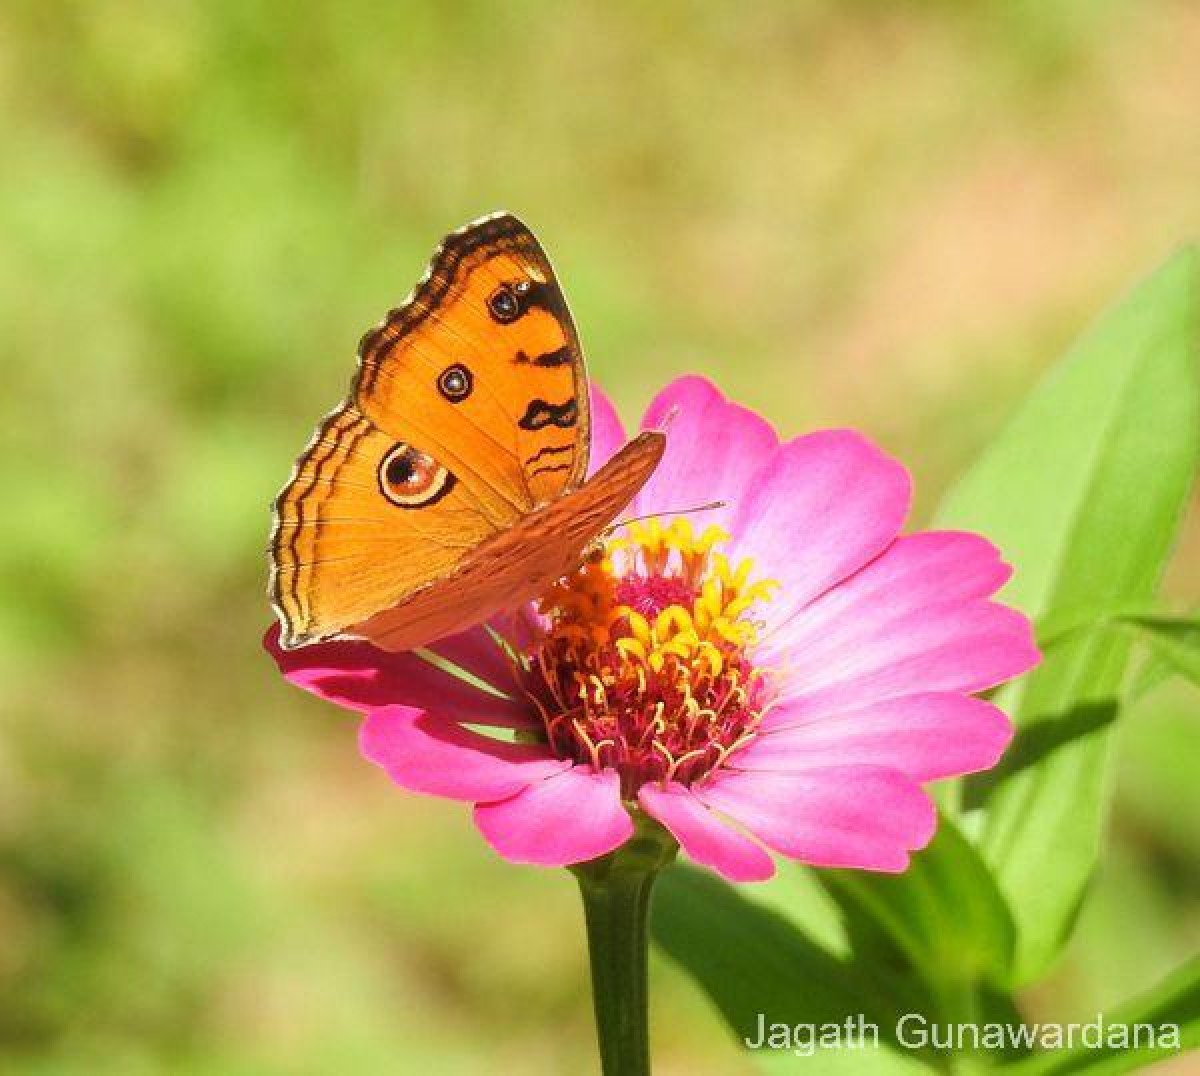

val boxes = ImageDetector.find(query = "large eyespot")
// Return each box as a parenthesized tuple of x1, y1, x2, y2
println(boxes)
(378, 442, 455, 508)
(487, 280, 530, 323)
(438, 363, 473, 401)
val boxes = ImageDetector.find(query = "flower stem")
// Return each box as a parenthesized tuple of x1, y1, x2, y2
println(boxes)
(572, 816, 677, 1076)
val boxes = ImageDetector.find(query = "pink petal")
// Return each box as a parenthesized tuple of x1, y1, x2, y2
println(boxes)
(587, 383, 628, 477)
(427, 619, 520, 695)
(729, 431, 912, 628)
(632, 376, 778, 534)
(696, 766, 936, 872)
(474, 768, 633, 866)
(359, 706, 568, 801)
(740, 693, 1014, 782)
(639, 782, 775, 882)
(757, 530, 1012, 665)
(265, 623, 534, 728)
(773, 600, 1039, 718)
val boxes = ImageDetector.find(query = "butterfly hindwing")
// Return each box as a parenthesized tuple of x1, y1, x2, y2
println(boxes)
(269, 403, 497, 647)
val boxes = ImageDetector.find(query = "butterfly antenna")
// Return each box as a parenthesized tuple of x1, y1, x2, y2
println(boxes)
(608, 500, 726, 533)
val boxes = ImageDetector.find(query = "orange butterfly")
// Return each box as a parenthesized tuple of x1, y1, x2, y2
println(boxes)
(269, 213, 665, 652)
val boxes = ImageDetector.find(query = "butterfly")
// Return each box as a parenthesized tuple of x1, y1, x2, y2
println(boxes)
(269, 212, 665, 652)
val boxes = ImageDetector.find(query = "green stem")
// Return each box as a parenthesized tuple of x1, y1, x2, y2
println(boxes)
(572, 816, 677, 1076)
(936, 976, 985, 1076)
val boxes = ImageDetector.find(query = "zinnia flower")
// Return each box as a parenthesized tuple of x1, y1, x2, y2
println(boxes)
(267, 376, 1039, 882)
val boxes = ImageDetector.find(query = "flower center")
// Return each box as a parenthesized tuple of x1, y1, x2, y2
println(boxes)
(523, 519, 779, 798)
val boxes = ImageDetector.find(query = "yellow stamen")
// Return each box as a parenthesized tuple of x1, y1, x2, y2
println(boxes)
(525, 515, 780, 795)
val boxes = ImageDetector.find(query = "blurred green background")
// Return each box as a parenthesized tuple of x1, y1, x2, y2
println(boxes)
(1, 2, 1197, 1073)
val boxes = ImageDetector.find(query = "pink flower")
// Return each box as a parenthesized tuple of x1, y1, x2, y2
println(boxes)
(266, 377, 1039, 883)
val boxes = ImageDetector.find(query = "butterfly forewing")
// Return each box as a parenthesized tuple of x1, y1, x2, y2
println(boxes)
(356, 214, 591, 508)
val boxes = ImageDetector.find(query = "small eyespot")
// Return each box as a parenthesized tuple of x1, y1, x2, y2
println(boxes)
(378, 443, 454, 507)
(488, 284, 523, 323)
(438, 363, 473, 401)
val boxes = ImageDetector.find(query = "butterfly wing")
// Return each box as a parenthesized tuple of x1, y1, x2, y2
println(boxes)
(269, 402, 501, 647)
(354, 431, 665, 652)
(269, 213, 653, 651)
(356, 212, 592, 510)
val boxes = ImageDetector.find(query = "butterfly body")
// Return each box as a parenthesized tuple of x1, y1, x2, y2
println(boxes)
(269, 213, 664, 652)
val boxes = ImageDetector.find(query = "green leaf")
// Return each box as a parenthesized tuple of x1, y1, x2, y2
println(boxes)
(650, 866, 936, 1071)
(1033, 609, 1200, 700)
(935, 249, 1200, 983)
(820, 813, 1017, 1011)
(1032, 609, 1200, 695)
(1002, 956, 1199, 1074)
(1118, 615, 1200, 688)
